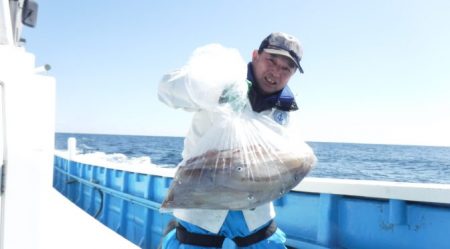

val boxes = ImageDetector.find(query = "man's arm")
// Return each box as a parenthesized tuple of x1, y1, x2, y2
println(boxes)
(158, 44, 247, 112)
(158, 67, 201, 112)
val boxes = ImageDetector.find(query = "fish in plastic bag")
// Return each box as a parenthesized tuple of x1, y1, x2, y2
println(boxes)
(160, 44, 316, 211)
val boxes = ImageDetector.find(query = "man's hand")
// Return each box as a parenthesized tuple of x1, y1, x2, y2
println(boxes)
(218, 80, 250, 112)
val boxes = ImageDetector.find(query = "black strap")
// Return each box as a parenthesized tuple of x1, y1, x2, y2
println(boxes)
(176, 224, 225, 248)
(232, 220, 277, 247)
(176, 220, 277, 248)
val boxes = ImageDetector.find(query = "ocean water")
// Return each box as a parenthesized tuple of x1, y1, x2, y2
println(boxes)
(55, 133, 450, 184)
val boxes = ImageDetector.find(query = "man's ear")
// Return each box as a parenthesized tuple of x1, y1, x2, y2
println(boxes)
(252, 50, 259, 61)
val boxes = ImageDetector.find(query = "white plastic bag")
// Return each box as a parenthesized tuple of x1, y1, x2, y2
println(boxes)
(184, 43, 247, 111)
(160, 44, 316, 211)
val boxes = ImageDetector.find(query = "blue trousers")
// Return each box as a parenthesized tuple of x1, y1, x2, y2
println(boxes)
(162, 211, 286, 249)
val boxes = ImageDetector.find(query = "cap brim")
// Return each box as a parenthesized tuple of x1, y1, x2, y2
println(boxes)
(263, 48, 304, 74)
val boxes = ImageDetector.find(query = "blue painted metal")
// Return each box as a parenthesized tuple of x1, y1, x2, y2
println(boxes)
(389, 199, 406, 225)
(53, 156, 173, 249)
(53, 156, 450, 249)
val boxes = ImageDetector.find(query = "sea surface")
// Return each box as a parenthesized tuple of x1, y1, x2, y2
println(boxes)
(55, 132, 450, 184)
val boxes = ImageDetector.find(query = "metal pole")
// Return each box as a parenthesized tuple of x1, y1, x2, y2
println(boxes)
(0, 81, 8, 249)
(68, 137, 77, 161)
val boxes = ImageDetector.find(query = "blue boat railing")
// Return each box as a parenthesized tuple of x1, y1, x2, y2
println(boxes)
(54, 167, 161, 211)
(53, 155, 450, 249)
(53, 155, 174, 249)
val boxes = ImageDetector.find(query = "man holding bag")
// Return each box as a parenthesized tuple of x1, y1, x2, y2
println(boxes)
(158, 32, 308, 249)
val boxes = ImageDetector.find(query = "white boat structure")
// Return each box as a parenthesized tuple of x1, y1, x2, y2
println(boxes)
(0, 1, 137, 248)
(2, 1, 450, 249)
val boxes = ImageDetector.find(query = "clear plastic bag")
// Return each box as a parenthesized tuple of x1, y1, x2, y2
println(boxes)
(184, 43, 247, 111)
(160, 44, 316, 211)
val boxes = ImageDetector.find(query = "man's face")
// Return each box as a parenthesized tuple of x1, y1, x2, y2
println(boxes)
(251, 50, 296, 95)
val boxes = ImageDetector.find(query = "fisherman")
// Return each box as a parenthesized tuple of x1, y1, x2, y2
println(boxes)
(158, 32, 304, 248)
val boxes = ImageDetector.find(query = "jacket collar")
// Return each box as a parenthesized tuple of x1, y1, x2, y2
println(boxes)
(247, 63, 298, 113)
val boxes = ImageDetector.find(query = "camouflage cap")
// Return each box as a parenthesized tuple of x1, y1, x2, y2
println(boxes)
(259, 32, 304, 73)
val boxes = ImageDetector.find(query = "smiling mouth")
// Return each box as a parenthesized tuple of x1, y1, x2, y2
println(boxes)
(265, 76, 276, 85)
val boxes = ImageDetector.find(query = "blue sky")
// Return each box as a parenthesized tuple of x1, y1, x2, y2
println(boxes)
(23, 0, 450, 146)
